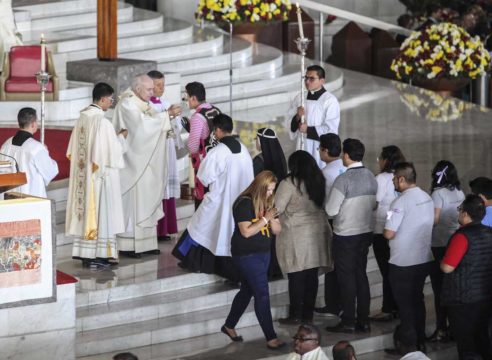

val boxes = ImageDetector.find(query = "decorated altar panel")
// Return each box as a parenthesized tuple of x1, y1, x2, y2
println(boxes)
(0, 197, 55, 308)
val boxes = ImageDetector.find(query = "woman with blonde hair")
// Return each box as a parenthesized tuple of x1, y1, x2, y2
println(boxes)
(221, 170, 285, 350)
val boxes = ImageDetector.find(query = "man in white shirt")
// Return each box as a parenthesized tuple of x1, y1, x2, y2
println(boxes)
(286, 324, 329, 360)
(383, 162, 434, 355)
(315, 133, 345, 317)
(289, 65, 340, 168)
(0, 107, 58, 197)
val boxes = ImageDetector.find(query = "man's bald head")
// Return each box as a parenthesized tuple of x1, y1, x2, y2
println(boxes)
(132, 74, 154, 102)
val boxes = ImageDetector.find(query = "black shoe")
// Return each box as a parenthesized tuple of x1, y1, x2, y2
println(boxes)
(301, 317, 313, 324)
(369, 311, 395, 322)
(314, 306, 342, 318)
(384, 348, 402, 356)
(278, 317, 302, 326)
(266, 339, 286, 350)
(145, 249, 161, 255)
(158, 235, 171, 241)
(119, 251, 142, 259)
(426, 329, 449, 343)
(220, 325, 243, 342)
(325, 323, 356, 334)
(355, 322, 371, 333)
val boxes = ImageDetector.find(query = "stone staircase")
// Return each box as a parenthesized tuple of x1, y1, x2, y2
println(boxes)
(3, 0, 344, 123)
(57, 241, 438, 359)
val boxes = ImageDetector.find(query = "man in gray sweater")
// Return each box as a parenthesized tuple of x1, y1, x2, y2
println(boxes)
(325, 138, 377, 333)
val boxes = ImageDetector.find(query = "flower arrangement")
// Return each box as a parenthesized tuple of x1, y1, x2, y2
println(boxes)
(391, 22, 490, 81)
(196, 0, 292, 23)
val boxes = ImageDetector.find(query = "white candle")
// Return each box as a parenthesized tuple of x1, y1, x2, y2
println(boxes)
(296, 3, 304, 39)
(40, 34, 46, 72)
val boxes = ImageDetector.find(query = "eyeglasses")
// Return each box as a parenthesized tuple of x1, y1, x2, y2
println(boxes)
(304, 76, 319, 82)
(292, 336, 318, 343)
(106, 97, 114, 103)
(457, 206, 463, 212)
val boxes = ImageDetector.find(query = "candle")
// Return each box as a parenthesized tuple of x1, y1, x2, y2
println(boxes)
(40, 33, 46, 72)
(296, 3, 304, 39)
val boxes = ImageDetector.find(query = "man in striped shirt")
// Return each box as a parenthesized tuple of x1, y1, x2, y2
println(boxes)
(184, 82, 221, 208)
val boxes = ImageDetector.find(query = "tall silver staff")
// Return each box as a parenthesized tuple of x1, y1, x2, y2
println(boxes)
(35, 34, 50, 145)
(295, 3, 310, 151)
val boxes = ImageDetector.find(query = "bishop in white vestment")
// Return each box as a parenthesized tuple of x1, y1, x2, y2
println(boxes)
(289, 65, 340, 168)
(0, 107, 58, 198)
(0, 0, 22, 65)
(66, 83, 127, 264)
(112, 75, 172, 255)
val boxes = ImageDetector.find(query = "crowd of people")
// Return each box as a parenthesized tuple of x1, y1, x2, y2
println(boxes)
(1, 63, 492, 360)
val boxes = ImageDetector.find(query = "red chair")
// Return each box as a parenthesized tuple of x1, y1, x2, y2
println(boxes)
(0, 45, 59, 101)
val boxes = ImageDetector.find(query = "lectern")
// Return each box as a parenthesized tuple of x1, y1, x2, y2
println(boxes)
(0, 172, 27, 194)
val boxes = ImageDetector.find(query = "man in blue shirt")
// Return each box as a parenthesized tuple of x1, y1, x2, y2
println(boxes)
(469, 177, 492, 227)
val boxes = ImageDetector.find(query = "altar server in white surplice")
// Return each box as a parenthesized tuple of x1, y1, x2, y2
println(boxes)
(0, 107, 58, 198)
(289, 65, 340, 168)
(112, 74, 172, 256)
(66, 83, 128, 267)
(172, 114, 253, 279)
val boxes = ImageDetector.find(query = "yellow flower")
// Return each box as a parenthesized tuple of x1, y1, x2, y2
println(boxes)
(431, 66, 442, 74)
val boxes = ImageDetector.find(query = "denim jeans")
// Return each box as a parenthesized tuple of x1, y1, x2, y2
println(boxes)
(224, 252, 276, 341)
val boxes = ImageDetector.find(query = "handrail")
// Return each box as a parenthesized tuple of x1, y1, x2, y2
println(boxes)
(298, 0, 412, 36)
(298, 0, 411, 61)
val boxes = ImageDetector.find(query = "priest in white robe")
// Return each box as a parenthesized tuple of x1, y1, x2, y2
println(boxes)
(147, 70, 183, 240)
(286, 324, 330, 360)
(66, 83, 127, 266)
(289, 65, 340, 168)
(112, 74, 172, 256)
(172, 113, 253, 280)
(0, 107, 58, 198)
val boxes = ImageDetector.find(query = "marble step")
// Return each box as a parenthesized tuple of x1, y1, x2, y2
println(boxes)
(78, 298, 447, 360)
(179, 44, 283, 88)
(29, 2, 134, 32)
(78, 315, 453, 360)
(76, 268, 384, 333)
(14, 0, 99, 20)
(67, 7, 163, 38)
(75, 280, 433, 357)
(50, 17, 193, 54)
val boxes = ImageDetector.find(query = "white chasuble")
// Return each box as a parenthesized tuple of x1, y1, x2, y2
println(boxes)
(289, 88, 340, 168)
(286, 347, 330, 360)
(187, 138, 253, 256)
(66, 105, 125, 260)
(112, 89, 171, 253)
(0, 137, 58, 198)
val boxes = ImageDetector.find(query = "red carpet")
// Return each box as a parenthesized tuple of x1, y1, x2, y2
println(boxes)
(56, 270, 78, 285)
(0, 128, 71, 180)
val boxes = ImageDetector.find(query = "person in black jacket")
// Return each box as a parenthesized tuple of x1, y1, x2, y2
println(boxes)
(441, 194, 492, 360)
